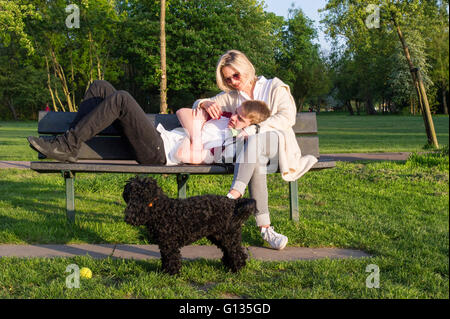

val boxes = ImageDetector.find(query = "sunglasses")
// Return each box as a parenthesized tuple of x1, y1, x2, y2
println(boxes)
(225, 73, 241, 84)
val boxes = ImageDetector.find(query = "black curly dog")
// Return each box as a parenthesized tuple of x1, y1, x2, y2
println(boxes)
(122, 176, 256, 275)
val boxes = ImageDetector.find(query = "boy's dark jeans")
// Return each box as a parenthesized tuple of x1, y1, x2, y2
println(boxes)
(67, 80, 166, 165)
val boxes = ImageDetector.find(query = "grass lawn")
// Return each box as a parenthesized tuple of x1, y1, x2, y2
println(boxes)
(0, 115, 448, 299)
(316, 113, 449, 154)
(0, 150, 448, 298)
(0, 114, 448, 161)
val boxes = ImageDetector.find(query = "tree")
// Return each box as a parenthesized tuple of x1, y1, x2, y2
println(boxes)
(0, 0, 288, 118)
(428, 2, 449, 114)
(0, 0, 40, 54)
(160, 0, 167, 113)
(321, 0, 440, 147)
(278, 7, 331, 111)
(23, 0, 125, 112)
(122, 0, 284, 112)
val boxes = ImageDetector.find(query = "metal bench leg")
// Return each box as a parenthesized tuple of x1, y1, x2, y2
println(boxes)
(63, 171, 75, 223)
(177, 173, 189, 199)
(289, 180, 299, 222)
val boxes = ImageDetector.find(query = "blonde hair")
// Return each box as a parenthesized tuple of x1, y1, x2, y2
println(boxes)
(216, 50, 256, 92)
(240, 100, 271, 125)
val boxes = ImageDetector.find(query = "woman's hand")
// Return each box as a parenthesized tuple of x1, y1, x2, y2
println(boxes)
(200, 101, 222, 119)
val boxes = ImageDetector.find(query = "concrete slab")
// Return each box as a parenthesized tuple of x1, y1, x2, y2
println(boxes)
(0, 244, 115, 259)
(0, 244, 370, 261)
(247, 246, 370, 261)
(320, 152, 411, 162)
(0, 161, 30, 169)
(112, 244, 224, 260)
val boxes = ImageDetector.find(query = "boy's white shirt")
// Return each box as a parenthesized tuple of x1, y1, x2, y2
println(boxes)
(192, 76, 318, 181)
(157, 116, 238, 166)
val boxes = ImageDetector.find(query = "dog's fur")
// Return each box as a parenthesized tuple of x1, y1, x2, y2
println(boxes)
(123, 176, 255, 275)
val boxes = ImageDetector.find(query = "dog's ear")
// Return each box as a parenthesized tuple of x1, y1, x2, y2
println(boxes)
(122, 183, 131, 203)
(142, 177, 163, 198)
(122, 176, 140, 203)
(233, 198, 256, 225)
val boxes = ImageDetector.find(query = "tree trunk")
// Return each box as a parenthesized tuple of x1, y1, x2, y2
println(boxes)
(49, 49, 73, 112)
(443, 88, 448, 115)
(365, 97, 376, 115)
(346, 100, 354, 115)
(298, 97, 306, 112)
(160, 0, 168, 114)
(7, 99, 18, 121)
(88, 32, 94, 85)
(388, 100, 397, 114)
(392, 15, 439, 148)
(45, 56, 58, 111)
(355, 100, 361, 115)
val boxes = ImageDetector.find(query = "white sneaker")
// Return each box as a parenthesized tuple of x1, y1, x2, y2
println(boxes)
(261, 227, 288, 250)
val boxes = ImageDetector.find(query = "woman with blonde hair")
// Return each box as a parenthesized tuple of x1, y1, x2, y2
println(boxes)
(194, 50, 318, 250)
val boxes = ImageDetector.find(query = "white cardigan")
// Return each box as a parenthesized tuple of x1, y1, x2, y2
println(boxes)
(193, 77, 317, 181)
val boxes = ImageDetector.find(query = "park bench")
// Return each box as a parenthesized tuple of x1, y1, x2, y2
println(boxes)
(30, 111, 335, 223)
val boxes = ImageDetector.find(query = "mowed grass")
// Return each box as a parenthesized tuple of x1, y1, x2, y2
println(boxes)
(0, 115, 448, 298)
(0, 121, 37, 161)
(0, 149, 448, 298)
(316, 114, 449, 154)
(0, 114, 448, 161)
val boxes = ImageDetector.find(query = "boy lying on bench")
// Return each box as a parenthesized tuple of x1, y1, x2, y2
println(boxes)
(27, 80, 270, 166)
(161, 100, 271, 165)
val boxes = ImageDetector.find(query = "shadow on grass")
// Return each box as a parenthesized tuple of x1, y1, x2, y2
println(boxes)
(0, 178, 126, 244)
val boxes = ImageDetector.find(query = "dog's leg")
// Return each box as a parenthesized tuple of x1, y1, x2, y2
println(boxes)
(159, 245, 182, 275)
(208, 230, 247, 273)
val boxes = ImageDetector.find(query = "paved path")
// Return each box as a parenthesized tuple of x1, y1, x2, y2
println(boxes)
(0, 161, 31, 169)
(320, 152, 411, 162)
(0, 244, 370, 261)
(0, 153, 412, 170)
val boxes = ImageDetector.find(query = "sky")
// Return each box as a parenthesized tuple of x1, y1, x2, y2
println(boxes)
(262, 0, 331, 52)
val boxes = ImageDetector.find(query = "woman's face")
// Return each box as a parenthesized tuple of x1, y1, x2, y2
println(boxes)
(222, 65, 248, 91)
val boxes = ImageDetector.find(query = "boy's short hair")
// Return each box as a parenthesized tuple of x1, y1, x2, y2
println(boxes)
(240, 100, 271, 125)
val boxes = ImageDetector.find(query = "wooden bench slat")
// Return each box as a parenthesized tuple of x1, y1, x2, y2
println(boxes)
(37, 136, 321, 160)
(292, 112, 317, 134)
(37, 136, 135, 160)
(30, 159, 335, 174)
(296, 136, 319, 158)
(30, 162, 234, 174)
(38, 112, 168, 135)
(37, 111, 318, 135)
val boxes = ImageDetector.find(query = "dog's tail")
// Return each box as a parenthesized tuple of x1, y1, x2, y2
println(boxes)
(232, 198, 256, 226)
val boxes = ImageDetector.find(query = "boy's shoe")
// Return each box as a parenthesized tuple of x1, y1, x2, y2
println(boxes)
(27, 135, 78, 163)
(261, 226, 288, 250)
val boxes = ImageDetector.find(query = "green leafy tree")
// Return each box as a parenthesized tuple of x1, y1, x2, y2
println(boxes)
(0, 0, 40, 54)
(120, 0, 284, 112)
(278, 7, 331, 111)
(428, 2, 449, 114)
(321, 0, 441, 147)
